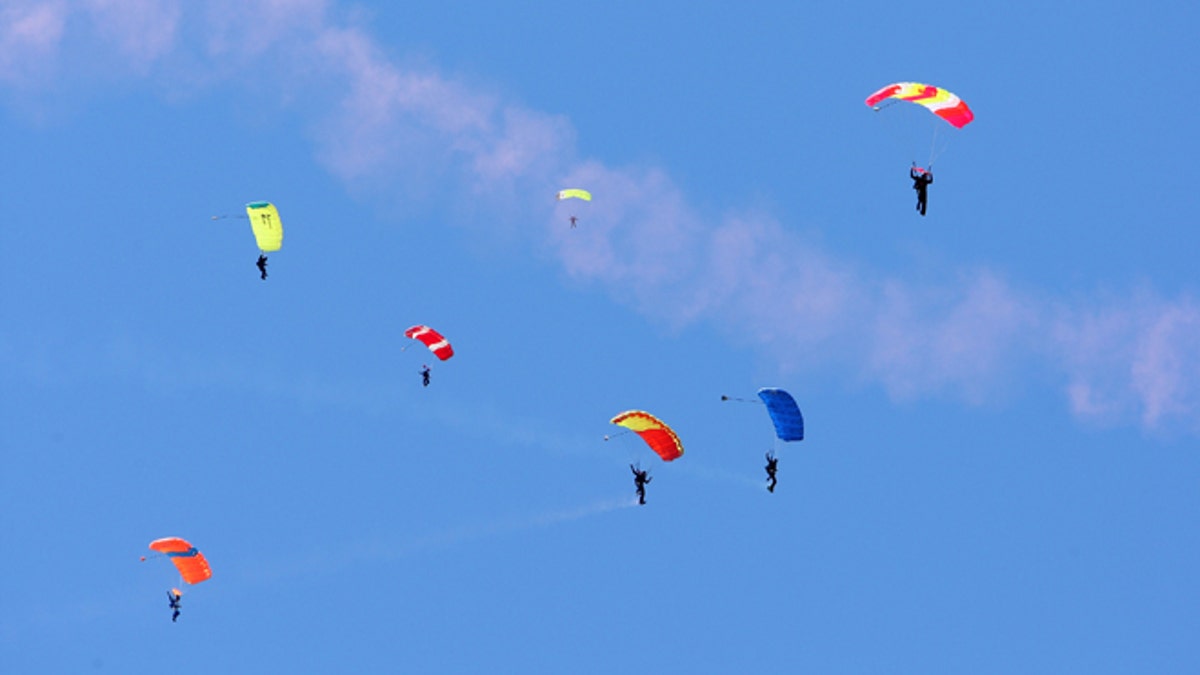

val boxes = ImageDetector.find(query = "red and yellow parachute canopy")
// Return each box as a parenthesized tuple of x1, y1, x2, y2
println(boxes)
(149, 537, 212, 585)
(610, 410, 684, 462)
(865, 82, 974, 129)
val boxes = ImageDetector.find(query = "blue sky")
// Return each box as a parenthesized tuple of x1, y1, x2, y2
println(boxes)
(2, 1, 1199, 672)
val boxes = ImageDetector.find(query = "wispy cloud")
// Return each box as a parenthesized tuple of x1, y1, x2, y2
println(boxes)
(865, 270, 1040, 403)
(82, 0, 181, 66)
(8, 0, 1199, 432)
(1051, 294, 1200, 430)
(308, 21, 575, 213)
(1131, 302, 1200, 428)
(0, 0, 67, 85)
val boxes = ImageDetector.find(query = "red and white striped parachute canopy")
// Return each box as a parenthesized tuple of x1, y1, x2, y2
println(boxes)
(404, 325, 454, 361)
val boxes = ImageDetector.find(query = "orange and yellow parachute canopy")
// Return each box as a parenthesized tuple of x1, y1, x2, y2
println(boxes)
(610, 410, 684, 462)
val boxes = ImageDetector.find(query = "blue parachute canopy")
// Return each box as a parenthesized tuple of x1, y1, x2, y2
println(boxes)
(757, 388, 804, 442)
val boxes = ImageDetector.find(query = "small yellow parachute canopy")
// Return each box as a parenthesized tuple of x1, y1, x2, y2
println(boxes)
(246, 201, 283, 252)
(556, 189, 592, 202)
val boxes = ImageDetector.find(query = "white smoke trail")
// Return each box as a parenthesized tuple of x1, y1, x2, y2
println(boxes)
(377, 495, 640, 558)
(240, 496, 638, 584)
(674, 461, 771, 493)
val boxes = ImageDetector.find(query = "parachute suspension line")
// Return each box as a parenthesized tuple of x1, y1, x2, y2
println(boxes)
(927, 122, 937, 168)
(720, 395, 763, 405)
(874, 105, 922, 169)
(927, 120, 946, 168)
(604, 430, 648, 467)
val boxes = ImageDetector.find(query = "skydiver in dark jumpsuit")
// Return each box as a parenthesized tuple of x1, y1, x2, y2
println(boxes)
(631, 464, 652, 505)
(167, 589, 182, 622)
(256, 254, 268, 280)
(911, 166, 933, 216)
(421, 364, 431, 387)
(765, 451, 779, 493)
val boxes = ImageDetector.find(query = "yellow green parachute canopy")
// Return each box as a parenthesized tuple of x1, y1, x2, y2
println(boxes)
(246, 201, 283, 252)
(556, 189, 592, 202)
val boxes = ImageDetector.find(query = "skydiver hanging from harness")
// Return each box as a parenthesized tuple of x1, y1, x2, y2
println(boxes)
(421, 364, 431, 387)
(911, 165, 933, 216)
(765, 451, 779, 493)
(256, 254, 268, 280)
(569, 216, 578, 228)
(167, 589, 182, 622)
(630, 464, 652, 505)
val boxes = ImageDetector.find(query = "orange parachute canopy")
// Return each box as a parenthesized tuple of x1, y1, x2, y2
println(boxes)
(610, 410, 684, 462)
(149, 537, 212, 585)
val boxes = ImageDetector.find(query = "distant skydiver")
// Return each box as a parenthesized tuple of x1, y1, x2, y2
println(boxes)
(765, 451, 779, 493)
(421, 364, 431, 387)
(768, 449, 777, 492)
(167, 589, 182, 622)
(630, 464, 652, 505)
(911, 166, 933, 216)
(556, 189, 591, 227)
(256, 254, 268, 280)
